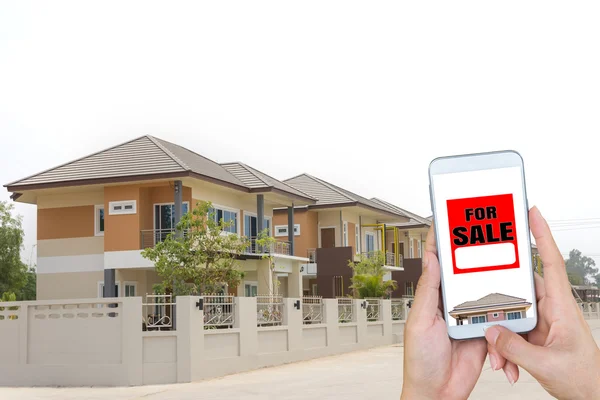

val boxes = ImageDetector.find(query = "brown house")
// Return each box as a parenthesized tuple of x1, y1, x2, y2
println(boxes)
(449, 293, 532, 325)
(273, 174, 430, 298)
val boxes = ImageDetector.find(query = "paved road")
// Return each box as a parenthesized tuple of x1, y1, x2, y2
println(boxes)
(3, 321, 599, 400)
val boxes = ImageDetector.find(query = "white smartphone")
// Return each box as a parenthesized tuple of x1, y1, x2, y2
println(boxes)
(429, 151, 538, 340)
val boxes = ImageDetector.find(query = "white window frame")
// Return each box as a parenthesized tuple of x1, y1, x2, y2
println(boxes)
(244, 281, 258, 297)
(365, 232, 376, 253)
(274, 224, 300, 237)
(209, 203, 241, 235)
(470, 315, 487, 324)
(153, 202, 191, 230)
(123, 281, 137, 297)
(492, 312, 499, 318)
(355, 225, 360, 254)
(405, 281, 414, 297)
(343, 221, 348, 247)
(243, 211, 272, 237)
(109, 200, 137, 215)
(97, 281, 121, 298)
(506, 311, 523, 320)
(94, 205, 105, 236)
(417, 240, 422, 258)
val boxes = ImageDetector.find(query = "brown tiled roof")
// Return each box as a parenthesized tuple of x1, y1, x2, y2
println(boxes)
(452, 293, 530, 312)
(221, 162, 315, 200)
(5, 136, 315, 202)
(283, 174, 409, 220)
(369, 198, 431, 226)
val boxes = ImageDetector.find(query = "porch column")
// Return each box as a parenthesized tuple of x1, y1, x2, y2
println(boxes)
(288, 262, 302, 298)
(104, 268, 116, 297)
(288, 206, 294, 255)
(257, 194, 264, 235)
(257, 259, 273, 295)
(174, 180, 183, 238)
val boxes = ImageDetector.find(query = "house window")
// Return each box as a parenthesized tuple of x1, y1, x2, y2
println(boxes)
(124, 282, 137, 297)
(506, 311, 522, 320)
(244, 282, 258, 297)
(98, 281, 121, 298)
(365, 232, 375, 253)
(312, 284, 318, 296)
(471, 315, 487, 324)
(355, 225, 360, 254)
(244, 214, 271, 237)
(95, 205, 105, 236)
(109, 200, 137, 215)
(343, 222, 348, 246)
(405, 282, 414, 297)
(209, 206, 238, 234)
(492, 312, 499, 318)
(155, 203, 190, 230)
(274, 224, 300, 237)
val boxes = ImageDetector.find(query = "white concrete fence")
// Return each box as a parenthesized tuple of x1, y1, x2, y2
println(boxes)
(579, 302, 600, 320)
(0, 296, 407, 387)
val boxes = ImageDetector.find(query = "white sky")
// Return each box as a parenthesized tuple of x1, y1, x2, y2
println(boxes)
(1, 1, 599, 268)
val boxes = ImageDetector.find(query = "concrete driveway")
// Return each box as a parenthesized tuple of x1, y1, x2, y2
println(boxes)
(3, 321, 599, 400)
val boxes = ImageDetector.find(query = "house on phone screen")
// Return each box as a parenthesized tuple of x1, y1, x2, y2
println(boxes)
(449, 293, 532, 325)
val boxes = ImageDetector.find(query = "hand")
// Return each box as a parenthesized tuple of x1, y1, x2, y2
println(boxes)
(401, 226, 487, 400)
(485, 206, 600, 399)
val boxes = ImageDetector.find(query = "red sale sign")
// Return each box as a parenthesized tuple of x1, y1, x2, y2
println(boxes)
(446, 194, 520, 274)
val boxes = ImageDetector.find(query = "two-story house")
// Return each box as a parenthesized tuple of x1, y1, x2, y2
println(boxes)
(5, 136, 315, 300)
(272, 174, 431, 298)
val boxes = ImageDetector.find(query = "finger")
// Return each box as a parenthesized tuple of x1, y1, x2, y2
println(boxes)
(425, 224, 437, 254)
(534, 272, 546, 302)
(409, 251, 441, 324)
(529, 207, 571, 300)
(502, 361, 519, 386)
(485, 325, 546, 377)
(487, 343, 506, 371)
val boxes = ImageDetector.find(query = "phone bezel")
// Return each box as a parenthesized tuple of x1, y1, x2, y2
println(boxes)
(429, 150, 538, 340)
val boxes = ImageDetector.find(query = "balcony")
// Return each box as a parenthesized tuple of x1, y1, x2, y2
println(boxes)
(140, 230, 292, 257)
(360, 251, 404, 269)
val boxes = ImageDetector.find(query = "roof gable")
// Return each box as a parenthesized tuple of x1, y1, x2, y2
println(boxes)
(453, 293, 529, 310)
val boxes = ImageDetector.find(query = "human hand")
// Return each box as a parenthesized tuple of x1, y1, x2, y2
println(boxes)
(485, 206, 600, 399)
(401, 226, 487, 400)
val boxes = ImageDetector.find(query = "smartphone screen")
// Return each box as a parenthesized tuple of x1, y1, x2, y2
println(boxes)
(431, 164, 535, 330)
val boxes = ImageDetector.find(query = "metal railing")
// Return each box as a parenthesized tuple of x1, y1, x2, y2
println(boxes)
(143, 294, 175, 331)
(337, 298, 354, 323)
(360, 251, 403, 267)
(140, 229, 189, 249)
(302, 296, 323, 324)
(257, 295, 283, 327)
(244, 237, 291, 256)
(391, 299, 405, 320)
(203, 294, 235, 329)
(365, 298, 381, 322)
(307, 248, 317, 263)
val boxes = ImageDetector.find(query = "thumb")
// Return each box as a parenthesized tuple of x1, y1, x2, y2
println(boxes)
(485, 325, 546, 377)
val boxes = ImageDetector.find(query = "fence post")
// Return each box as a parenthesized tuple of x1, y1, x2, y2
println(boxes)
(381, 299, 392, 345)
(283, 298, 303, 354)
(355, 299, 367, 348)
(323, 299, 339, 354)
(18, 302, 29, 365)
(236, 297, 258, 357)
(177, 296, 204, 383)
(121, 297, 143, 386)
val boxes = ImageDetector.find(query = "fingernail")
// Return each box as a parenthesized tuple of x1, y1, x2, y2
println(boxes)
(485, 326, 500, 345)
(489, 354, 498, 371)
(506, 370, 515, 386)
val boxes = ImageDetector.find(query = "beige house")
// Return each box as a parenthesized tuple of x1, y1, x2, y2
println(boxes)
(272, 174, 431, 298)
(5, 135, 316, 300)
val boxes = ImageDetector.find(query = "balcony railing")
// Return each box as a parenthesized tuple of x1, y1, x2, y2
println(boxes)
(244, 237, 291, 256)
(141, 229, 189, 249)
(307, 248, 317, 263)
(360, 251, 402, 267)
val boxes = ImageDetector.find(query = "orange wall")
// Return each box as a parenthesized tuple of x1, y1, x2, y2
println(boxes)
(348, 222, 356, 254)
(104, 185, 141, 252)
(273, 209, 318, 258)
(38, 206, 95, 240)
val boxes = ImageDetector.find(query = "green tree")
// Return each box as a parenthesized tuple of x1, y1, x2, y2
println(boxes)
(564, 249, 597, 286)
(142, 201, 250, 296)
(348, 251, 397, 299)
(19, 267, 37, 300)
(0, 202, 28, 297)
